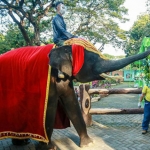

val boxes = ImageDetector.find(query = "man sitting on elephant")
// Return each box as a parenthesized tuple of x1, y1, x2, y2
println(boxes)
(52, 1, 77, 46)
(52, 1, 77, 78)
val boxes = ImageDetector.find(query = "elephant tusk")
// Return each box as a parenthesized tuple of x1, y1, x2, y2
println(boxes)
(100, 73, 123, 81)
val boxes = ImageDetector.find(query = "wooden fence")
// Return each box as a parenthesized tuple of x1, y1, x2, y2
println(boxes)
(79, 84, 144, 126)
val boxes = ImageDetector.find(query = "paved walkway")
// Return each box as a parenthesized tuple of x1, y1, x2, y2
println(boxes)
(1, 82, 150, 150)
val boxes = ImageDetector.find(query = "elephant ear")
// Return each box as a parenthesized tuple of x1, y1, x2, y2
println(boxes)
(60, 55, 73, 77)
(49, 46, 73, 77)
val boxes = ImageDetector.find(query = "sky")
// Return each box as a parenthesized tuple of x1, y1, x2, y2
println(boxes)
(101, 0, 147, 56)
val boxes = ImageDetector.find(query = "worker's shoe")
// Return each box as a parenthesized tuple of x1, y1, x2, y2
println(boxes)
(142, 130, 147, 134)
(58, 70, 65, 78)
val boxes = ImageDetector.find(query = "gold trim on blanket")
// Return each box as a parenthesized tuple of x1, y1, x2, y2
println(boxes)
(43, 65, 51, 143)
(0, 132, 47, 142)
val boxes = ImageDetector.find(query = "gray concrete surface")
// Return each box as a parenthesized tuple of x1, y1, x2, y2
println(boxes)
(0, 82, 149, 150)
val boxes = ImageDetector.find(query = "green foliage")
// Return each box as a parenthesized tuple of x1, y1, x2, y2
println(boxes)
(124, 14, 150, 55)
(0, 25, 27, 54)
(0, 41, 11, 54)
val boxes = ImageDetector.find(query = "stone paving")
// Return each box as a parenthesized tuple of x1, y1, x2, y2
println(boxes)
(0, 82, 150, 150)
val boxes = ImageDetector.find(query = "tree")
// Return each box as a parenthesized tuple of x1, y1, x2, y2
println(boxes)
(124, 2, 150, 82)
(124, 14, 150, 55)
(65, 0, 128, 50)
(0, 0, 55, 46)
(0, 0, 128, 50)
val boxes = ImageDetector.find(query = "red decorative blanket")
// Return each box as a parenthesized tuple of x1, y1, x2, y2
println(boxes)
(0, 44, 54, 143)
(72, 44, 84, 76)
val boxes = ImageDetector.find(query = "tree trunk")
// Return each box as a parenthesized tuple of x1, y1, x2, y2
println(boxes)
(34, 25, 41, 46)
(8, 10, 32, 46)
(18, 25, 32, 45)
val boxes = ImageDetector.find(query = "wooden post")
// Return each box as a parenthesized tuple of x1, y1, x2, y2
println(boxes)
(79, 84, 92, 126)
(88, 88, 142, 94)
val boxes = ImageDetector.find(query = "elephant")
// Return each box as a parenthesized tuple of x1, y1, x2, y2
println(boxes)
(43, 45, 150, 149)
(1, 43, 150, 150)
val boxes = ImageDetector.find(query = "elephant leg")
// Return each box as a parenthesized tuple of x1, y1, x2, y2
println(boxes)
(60, 87, 93, 147)
(37, 80, 58, 150)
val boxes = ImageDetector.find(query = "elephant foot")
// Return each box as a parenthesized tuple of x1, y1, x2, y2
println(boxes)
(12, 139, 30, 145)
(80, 136, 94, 148)
(36, 142, 57, 150)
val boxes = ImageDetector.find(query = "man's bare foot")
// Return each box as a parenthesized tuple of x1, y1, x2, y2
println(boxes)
(80, 136, 94, 148)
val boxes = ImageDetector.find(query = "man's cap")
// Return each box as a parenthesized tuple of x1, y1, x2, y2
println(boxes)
(55, 1, 64, 8)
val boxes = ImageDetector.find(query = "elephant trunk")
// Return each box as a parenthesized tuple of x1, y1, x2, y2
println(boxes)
(95, 47, 150, 74)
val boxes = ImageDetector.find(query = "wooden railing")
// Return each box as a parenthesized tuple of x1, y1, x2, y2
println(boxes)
(79, 84, 144, 126)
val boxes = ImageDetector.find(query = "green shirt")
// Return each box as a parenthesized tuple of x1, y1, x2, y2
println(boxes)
(142, 85, 150, 101)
